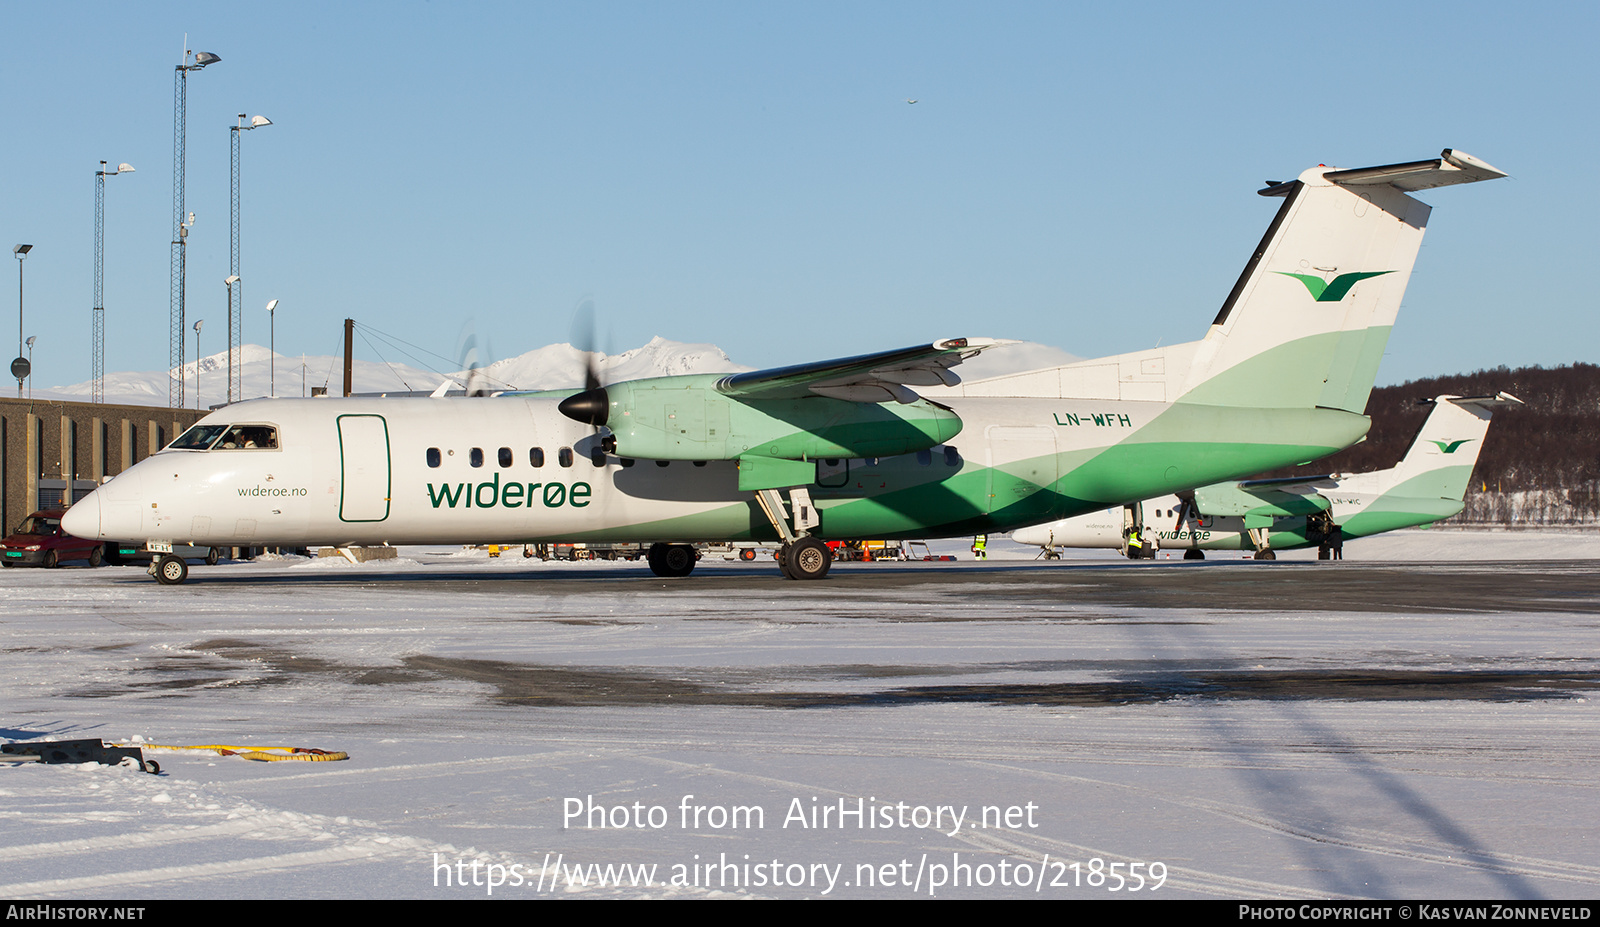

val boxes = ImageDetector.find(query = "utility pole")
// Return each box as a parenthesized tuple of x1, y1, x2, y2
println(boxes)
(343, 318, 354, 397)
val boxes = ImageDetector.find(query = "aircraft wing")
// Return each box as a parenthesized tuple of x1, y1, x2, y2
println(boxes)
(713, 337, 1014, 404)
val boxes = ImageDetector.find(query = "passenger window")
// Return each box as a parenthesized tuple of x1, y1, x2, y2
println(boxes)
(427, 448, 441, 468)
(215, 424, 279, 450)
(530, 447, 544, 467)
(655, 460, 670, 468)
(498, 447, 513, 468)
(558, 447, 573, 468)
(916, 449, 932, 466)
(693, 461, 707, 468)
(620, 458, 635, 467)
(470, 448, 484, 468)
(590, 448, 606, 467)
(944, 446, 962, 467)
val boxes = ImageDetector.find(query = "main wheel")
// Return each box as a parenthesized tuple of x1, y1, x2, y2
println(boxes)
(88, 546, 104, 568)
(155, 554, 189, 585)
(785, 537, 832, 580)
(1183, 548, 1205, 561)
(647, 543, 696, 578)
(776, 544, 798, 579)
(1253, 549, 1276, 561)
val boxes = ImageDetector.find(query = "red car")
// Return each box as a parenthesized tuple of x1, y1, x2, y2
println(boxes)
(1, 510, 105, 568)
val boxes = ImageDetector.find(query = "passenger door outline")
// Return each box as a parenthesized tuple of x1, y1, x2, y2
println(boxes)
(337, 414, 391, 523)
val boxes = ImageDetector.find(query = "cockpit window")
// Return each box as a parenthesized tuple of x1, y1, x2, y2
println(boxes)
(170, 424, 229, 450)
(215, 424, 279, 450)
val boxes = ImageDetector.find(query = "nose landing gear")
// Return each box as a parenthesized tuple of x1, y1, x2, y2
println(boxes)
(151, 554, 189, 585)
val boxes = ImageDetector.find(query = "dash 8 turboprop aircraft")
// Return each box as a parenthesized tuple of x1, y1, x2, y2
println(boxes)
(1012, 392, 1522, 560)
(63, 149, 1506, 584)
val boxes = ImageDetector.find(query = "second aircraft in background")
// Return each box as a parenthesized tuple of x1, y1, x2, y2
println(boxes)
(1013, 393, 1522, 560)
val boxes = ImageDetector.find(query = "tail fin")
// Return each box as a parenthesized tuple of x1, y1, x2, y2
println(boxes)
(1177, 150, 1506, 411)
(1377, 392, 1522, 501)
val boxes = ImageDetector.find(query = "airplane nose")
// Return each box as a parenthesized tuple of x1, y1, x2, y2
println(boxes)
(62, 493, 101, 540)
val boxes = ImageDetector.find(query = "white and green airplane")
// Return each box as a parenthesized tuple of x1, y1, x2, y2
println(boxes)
(62, 149, 1506, 583)
(1013, 392, 1522, 560)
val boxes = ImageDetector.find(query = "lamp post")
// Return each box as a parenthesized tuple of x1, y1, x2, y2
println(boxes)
(13, 244, 32, 398)
(224, 274, 239, 402)
(93, 161, 134, 405)
(265, 299, 279, 396)
(192, 319, 204, 410)
(229, 114, 272, 404)
(171, 45, 220, 408)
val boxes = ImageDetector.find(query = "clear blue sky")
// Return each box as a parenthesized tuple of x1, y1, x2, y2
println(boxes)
(3, 1, 1593, 391)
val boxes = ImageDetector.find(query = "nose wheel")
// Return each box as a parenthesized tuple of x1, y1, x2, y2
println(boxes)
(151, 554, 189, 585)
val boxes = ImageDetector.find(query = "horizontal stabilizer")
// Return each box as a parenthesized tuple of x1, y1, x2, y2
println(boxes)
(1322, 149, 1508, 192)
(1193, 481, 1332, 518)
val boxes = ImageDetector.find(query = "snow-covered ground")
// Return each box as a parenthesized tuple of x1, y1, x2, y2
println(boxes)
(3, 531, 1598, 899)
(993, 526, 1600, 562)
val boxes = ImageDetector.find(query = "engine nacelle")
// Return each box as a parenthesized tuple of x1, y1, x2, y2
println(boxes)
(564, 375, 964, 461)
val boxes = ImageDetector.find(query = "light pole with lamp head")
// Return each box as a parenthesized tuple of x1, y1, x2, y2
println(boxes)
(224, 275, 239, 401)
(229, 114, 271, 403)
(192, 319, 204, 410)
(265, 299, 279, 396)
(13, 244, 32, 398)
(93, 162, 134, 405)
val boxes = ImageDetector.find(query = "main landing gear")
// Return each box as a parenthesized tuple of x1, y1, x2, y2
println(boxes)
(1246, 525, 1276, 561)
(754, 486, 832, 580)
(777, 536, 832, 581)
(647, 542, 698, 578)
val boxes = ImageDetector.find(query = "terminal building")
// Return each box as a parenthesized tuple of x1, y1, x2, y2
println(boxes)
(0, 396, 203, 534)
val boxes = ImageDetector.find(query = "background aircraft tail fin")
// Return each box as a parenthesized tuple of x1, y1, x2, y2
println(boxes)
(1377, 392, 1522, 500)
(1176, 150, 1506, 412)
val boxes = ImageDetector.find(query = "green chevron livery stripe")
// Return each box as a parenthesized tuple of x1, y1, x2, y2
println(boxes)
(1277, 271, 1394, 302)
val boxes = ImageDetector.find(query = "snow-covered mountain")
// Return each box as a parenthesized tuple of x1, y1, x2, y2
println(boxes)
(464, 336, 753, 393)
(34, 336, 1074, 408)
(33, 337, 752, 407)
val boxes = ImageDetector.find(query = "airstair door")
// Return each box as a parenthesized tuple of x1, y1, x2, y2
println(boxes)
(338, 414, 391, 523)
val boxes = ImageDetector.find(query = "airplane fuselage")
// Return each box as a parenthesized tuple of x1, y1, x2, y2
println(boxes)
(68, 394, 1369, 550)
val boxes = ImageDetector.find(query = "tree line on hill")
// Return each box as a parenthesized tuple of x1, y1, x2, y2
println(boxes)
(1267, 363, 1600, 525)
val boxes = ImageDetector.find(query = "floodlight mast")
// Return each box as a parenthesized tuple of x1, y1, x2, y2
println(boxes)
(170, 44, 219, 408)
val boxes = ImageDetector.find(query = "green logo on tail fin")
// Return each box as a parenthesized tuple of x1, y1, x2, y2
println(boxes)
(1278, 271, 1393, 302)
(1428, 439, 1473, 454)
